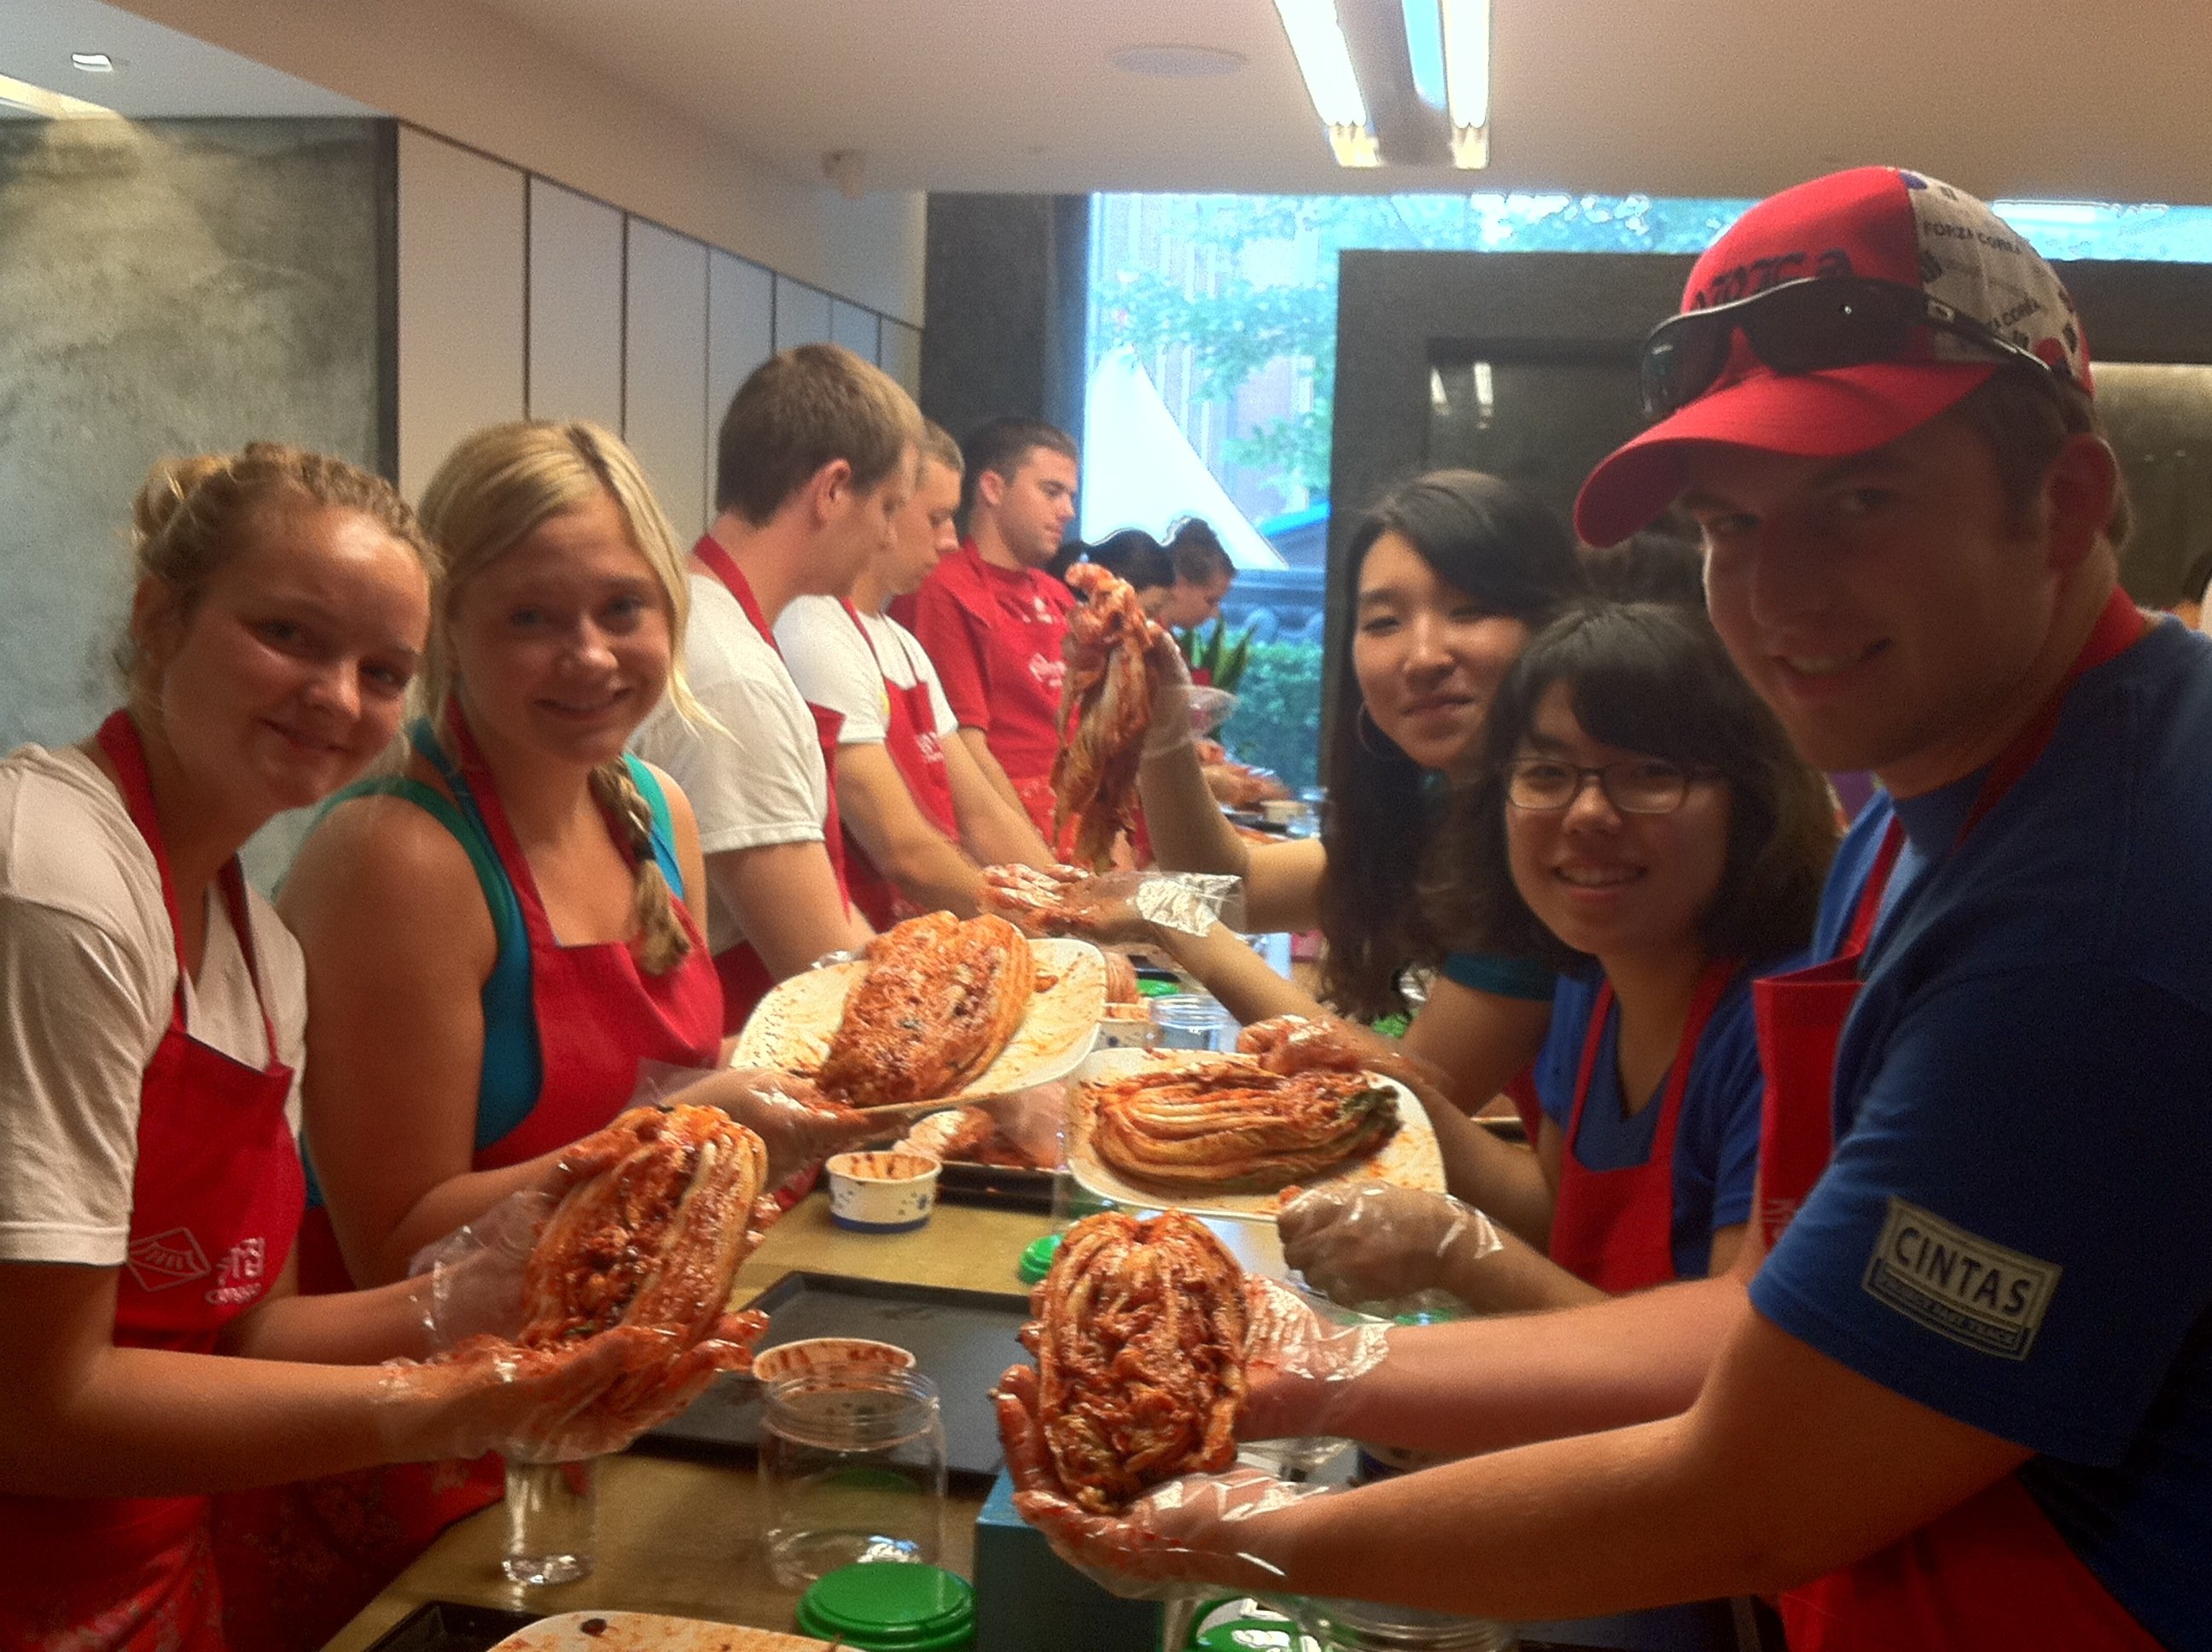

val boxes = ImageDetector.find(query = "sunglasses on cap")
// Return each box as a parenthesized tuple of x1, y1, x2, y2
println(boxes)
(1637, 276, 2068, 421)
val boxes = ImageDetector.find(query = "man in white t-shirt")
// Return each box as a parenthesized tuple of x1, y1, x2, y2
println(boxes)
(631, 343, 921, 1030)
(778, 420, 1055, 924)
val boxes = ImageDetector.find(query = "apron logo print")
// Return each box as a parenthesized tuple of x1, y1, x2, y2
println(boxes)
(206, 1236, 269, 1306)
(125, 1227, 211, 1293)
(1862, 1197, 2061, 1361)
(1028, 654, 1066, 695)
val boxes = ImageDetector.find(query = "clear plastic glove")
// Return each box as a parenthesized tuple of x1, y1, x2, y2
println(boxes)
(1141, 634, 1201, 760)
(1278, 1185, 1503, 1314)
(375, 1317, 759, 1464)
(409, 1188, 556, 1352)
(647, 1064, 894, 1187)
(1236, 1275, 1394, 1443)
(994, 1360, 1330, 1600)
(981, 864, 1240, 945)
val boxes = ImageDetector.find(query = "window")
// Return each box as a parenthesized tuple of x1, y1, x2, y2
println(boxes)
(1085, 190, 2212, 792)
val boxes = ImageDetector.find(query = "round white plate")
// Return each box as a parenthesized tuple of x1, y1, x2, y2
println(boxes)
(732, 936, 1104, 1107)
(1065, 1046, 1444, 1221)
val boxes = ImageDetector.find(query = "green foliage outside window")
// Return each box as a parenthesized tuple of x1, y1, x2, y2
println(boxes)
(1218, 638, 1324, 794)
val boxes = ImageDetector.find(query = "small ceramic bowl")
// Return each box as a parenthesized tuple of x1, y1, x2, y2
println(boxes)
(825, 1149, 941, 1233)
(1092, 1003, 1155, 1050)
(751, 1335, 917, 1386)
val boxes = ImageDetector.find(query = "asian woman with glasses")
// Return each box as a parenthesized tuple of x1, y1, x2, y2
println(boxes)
(1281, 601, 1838, 1316)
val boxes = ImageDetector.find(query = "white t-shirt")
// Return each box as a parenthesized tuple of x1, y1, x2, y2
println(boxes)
(0, 743, 308, 1266)
(776, 596, 959, 747)
(631, 572, 828, 952)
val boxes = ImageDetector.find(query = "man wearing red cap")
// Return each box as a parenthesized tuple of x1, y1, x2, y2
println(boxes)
(998, 169, 2212, 1650)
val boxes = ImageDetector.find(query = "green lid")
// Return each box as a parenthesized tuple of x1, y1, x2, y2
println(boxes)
(1188, 1596, 1314, 1650)
(795, 1562, 975, 1652)
(1136, 975, 1181, 998)
(1017, 1233, 1062, 1285)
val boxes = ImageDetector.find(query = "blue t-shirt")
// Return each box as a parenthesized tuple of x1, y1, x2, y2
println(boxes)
(1533, 967, 1769, 1278)
(1749, 618, 2212, 1651)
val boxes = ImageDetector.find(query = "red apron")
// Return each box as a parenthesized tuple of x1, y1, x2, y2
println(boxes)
(1549, 958, 1737, 1295)
(835, 599, 959, 930)
(692, 536, 850, 1032)
(0, 713, 302, 1652)
(1753, 589, 2162, 1650)
(215, 708, 723, 1652)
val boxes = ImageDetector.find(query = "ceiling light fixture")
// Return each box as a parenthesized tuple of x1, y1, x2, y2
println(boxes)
(1272, 0, 1378, 167)
(1438, 0, 1491, 168)
(0, 70, 119, 119)
(71, 52, 115, 72)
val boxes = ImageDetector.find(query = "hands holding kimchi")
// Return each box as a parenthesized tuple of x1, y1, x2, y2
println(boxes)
(993, 1210, 1392, 1596)
(387, 1105, 776, 1463)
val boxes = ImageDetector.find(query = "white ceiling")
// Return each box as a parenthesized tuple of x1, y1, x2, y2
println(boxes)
(10, 0, 2212, 207)
(0, 0, 370, 118)
(459, 0, 2212, 206)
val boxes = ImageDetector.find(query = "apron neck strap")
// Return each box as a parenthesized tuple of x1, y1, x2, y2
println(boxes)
(1569, 955, 1741, 1137)
(695, 536, 781, 655)
(1959, 586, 2144, 842)
(94, 710, 274, 1047)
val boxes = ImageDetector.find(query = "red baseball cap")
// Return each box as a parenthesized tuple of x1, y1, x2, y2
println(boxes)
(1574, 167, 2093, 547)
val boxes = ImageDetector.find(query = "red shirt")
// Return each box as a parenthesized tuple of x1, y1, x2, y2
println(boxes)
(896, 543, 1073, 784)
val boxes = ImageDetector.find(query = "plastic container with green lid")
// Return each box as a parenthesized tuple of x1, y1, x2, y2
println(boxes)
(1017, 1233, 1062, 1285)
(795, 1560, 975, 1651)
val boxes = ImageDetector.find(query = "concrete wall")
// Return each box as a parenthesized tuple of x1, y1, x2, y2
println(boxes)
(0, 117, 389, 884)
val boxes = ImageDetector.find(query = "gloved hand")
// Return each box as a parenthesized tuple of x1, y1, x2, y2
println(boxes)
(981, 864, 1240, 945)
(1278, 1185, 1502, 1312)
(408, 1188, 556, 1352)
(668, 1067, 894, 1188)
(994, 1360, 1328, 1599)
(375, 1320, 748, 1464)
(1141, 632, 1199, 760)
(1236, 1275, 1393, 1442)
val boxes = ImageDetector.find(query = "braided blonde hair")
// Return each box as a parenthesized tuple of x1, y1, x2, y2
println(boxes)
(416, 421, 701, 974)
(119, 442, 440, 695)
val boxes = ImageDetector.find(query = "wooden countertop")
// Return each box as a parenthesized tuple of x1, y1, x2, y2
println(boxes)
(323, 1197, 1059, 1652)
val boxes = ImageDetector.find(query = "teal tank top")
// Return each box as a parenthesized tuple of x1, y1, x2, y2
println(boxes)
(302, 722, 682, 1201)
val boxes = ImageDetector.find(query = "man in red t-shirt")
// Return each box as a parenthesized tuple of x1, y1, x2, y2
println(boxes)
(895, 416, 1079, 841)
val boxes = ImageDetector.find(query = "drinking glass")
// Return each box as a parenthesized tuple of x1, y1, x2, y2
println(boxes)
(1150, 992, 1235, 1051)
(502, 1455, 596, 1585)
(759, 1365, 946, 1589)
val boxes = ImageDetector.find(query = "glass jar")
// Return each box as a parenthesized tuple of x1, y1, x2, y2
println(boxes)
(1185, 1597, 1517, 1652)
(1150, 992, 1236, 1051)
(759, 1365, 947, 1589)
(1292, 1597, 1518, 1651)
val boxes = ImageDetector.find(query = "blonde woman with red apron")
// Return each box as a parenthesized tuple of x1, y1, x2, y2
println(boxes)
(0, 447, 660, 1652)
(224, 424, 869, 1652)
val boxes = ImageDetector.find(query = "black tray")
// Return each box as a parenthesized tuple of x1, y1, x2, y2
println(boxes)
(934, 1158, 1057, 1213)
(639, 1271, 1032, 1484)
(362, 1602, 538, 1652)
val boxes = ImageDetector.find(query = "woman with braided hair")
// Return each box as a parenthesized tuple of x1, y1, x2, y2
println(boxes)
(227, 422, 876, 1650)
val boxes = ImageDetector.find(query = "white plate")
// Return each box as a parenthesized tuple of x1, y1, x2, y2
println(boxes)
(732, 936, 1104, 1107)
(1065, 1047, 1444, 1221)
(488, 1610, 829, 1652)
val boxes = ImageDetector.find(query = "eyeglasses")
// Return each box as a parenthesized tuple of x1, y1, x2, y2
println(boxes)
(1637, 276, 2069, 421)
(1504, 758, 1712, 816)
